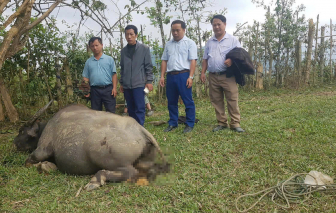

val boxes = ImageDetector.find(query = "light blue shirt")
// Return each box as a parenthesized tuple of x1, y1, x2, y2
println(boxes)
(203, 33, 241, 73)
(82, 53, 116, 86)
(161, 36, 198, 72)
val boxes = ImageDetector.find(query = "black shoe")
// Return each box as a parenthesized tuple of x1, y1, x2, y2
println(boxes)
(231, 127, 245, 133)
(212, 125, 228, 132)
(164, 125, 177, 132)
(183, 126, 193, 133)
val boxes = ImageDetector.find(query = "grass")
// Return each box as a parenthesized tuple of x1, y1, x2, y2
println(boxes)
(1, 85, 336, 212)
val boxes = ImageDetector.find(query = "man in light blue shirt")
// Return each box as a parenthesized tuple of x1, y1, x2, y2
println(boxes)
(82, 37, 117, 113)
(160, 20, 197, 134)
(201, 15, 245, 133)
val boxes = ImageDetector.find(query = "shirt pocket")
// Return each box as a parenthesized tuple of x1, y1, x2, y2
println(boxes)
(219, 45, 231, 59)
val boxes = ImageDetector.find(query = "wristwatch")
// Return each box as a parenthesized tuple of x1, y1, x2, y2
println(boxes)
(189, 76, 194, 80)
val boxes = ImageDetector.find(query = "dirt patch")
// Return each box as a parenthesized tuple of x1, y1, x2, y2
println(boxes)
(314, 91, 336, 96)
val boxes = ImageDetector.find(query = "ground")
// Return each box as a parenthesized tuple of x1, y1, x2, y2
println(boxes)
(0, 85, 335, 212)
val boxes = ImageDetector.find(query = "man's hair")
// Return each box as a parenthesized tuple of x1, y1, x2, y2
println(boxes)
(171, 20, 186, 29)
(88, 37, 102, 46)
(125, 25, 138, 35)
(211, 15, 226, 24)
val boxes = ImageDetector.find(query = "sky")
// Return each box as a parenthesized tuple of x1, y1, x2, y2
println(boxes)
(46, 0, 336, 45)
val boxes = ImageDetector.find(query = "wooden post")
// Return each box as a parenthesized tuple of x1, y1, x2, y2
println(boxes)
(305, 19, 314, 85)
(256, 62, 264, 89)
(313, 15, 319, 85)
(320, 26, 325, 82)
(330, 19, 333, 82)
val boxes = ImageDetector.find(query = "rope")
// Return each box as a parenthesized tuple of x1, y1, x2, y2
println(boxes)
(235, 173, 336, 212)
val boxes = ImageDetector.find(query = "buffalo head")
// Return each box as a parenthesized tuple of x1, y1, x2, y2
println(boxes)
(14, 100, 52, 152)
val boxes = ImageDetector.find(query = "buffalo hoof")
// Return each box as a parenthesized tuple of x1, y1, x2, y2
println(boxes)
(136, 177, 149, 186)
(35, 161, 57, 173)
(84, 183, 101, 191)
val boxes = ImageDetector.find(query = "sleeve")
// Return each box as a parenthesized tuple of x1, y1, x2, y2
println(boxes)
(82, 60, 90, 78)
(161, 43, 169, 61)
(188, 40, 198, 60)
(202, 41, 210, 60)
(111, 57, 117, 74)
(144, 46, 154, 84)
(119, 49, 124, 84)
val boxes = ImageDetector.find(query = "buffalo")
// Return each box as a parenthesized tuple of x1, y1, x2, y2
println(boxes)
(14, 101, 169, 191)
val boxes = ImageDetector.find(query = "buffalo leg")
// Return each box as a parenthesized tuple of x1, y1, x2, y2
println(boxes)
(25, 146, 53, 167)
(84, 165, 139, 191)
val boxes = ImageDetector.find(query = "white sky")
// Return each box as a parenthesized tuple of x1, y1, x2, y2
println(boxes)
(47, 0, 336, 45)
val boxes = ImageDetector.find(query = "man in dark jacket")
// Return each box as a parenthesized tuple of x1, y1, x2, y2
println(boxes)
(120, 25, 153, 126)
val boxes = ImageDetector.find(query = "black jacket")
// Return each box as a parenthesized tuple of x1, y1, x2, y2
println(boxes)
(120, 41, 153, 89)
(226, 47, 255, 86)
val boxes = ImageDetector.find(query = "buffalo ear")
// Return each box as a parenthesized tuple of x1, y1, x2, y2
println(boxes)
(27, 122, 39, 138)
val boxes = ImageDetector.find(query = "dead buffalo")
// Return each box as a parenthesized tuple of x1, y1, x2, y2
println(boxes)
(14, 102, 169, 191)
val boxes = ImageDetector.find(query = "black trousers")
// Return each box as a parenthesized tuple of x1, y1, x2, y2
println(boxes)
(90, 84, 116, 113)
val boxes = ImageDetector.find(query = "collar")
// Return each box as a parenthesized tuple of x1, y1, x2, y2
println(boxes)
(172, 35, 188, 43)
(92, 53, 105, 60)
(212, 32, 229, 42)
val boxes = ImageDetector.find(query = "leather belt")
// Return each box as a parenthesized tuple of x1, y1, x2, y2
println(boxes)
(91, 84, 112, 88)
(167, 69, 190, 75)
(209, 71, 226, 75)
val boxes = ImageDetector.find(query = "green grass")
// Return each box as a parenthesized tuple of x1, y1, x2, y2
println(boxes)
(1, 85, 336, 212)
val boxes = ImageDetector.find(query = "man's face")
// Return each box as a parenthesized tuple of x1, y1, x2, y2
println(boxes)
(125, 29, 138, 45)
(89, 39, 103, 55)
(171, 23, 185, 41)
(212, 18, 226, 37)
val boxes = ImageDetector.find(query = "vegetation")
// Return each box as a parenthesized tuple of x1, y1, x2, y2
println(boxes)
(1, 85, 336, 212)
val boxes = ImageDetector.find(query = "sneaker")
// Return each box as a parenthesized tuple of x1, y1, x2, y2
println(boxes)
(147, 110, 154, 116)
(212, 125, 228, 132)
(163, 125, 177, 132)
(183, 126, 193, 133)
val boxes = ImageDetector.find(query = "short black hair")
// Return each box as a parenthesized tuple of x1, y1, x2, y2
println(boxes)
(125, 25, 138, 35)
(171, 20, 186, 29)
(211, 15, 226, 24)
(88, 37, 102, 46)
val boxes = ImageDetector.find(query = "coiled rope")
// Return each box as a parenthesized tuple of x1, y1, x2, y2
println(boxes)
(235, 173, 336, 212)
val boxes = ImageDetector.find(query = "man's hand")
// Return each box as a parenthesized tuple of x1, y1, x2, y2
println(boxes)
(111, 87, 117, 97)
(119, 85, 124, 93)
(224, 58, 232, 67)
(146, 83, 153, 92)
(159, 77, 165, 87)
(186, 78, 193, 88)
(201, 73, 206, 83)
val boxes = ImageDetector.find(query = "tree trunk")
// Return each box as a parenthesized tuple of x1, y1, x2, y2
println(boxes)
(330, 19, 333, 82)
(313, 15, 319, 85)
(256, 63, 263, 89)
(0, 78, 19, 122)
(64, 58, 73, 103)
(195, 16, 202, 97)
(320, 26, 325, 83)
(55, 57, 63, 108)
(155, 0, 165, 48)
(295, 40, 302, 85)
(0, 98, 4, 121)
(18, 68, 27, 116)
(304, 19, 314, 85)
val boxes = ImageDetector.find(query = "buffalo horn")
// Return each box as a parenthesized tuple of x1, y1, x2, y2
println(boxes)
(26, 100, 53, 126)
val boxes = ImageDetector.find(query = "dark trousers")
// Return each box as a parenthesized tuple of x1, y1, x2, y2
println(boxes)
(166, 71, 195, 127)
(124, 87, 145, 126)
(90, 84, 116, 113)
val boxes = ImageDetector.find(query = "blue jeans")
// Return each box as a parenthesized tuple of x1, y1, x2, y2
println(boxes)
(124, 87, 146, 126)
(166, 72, 195, 127)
